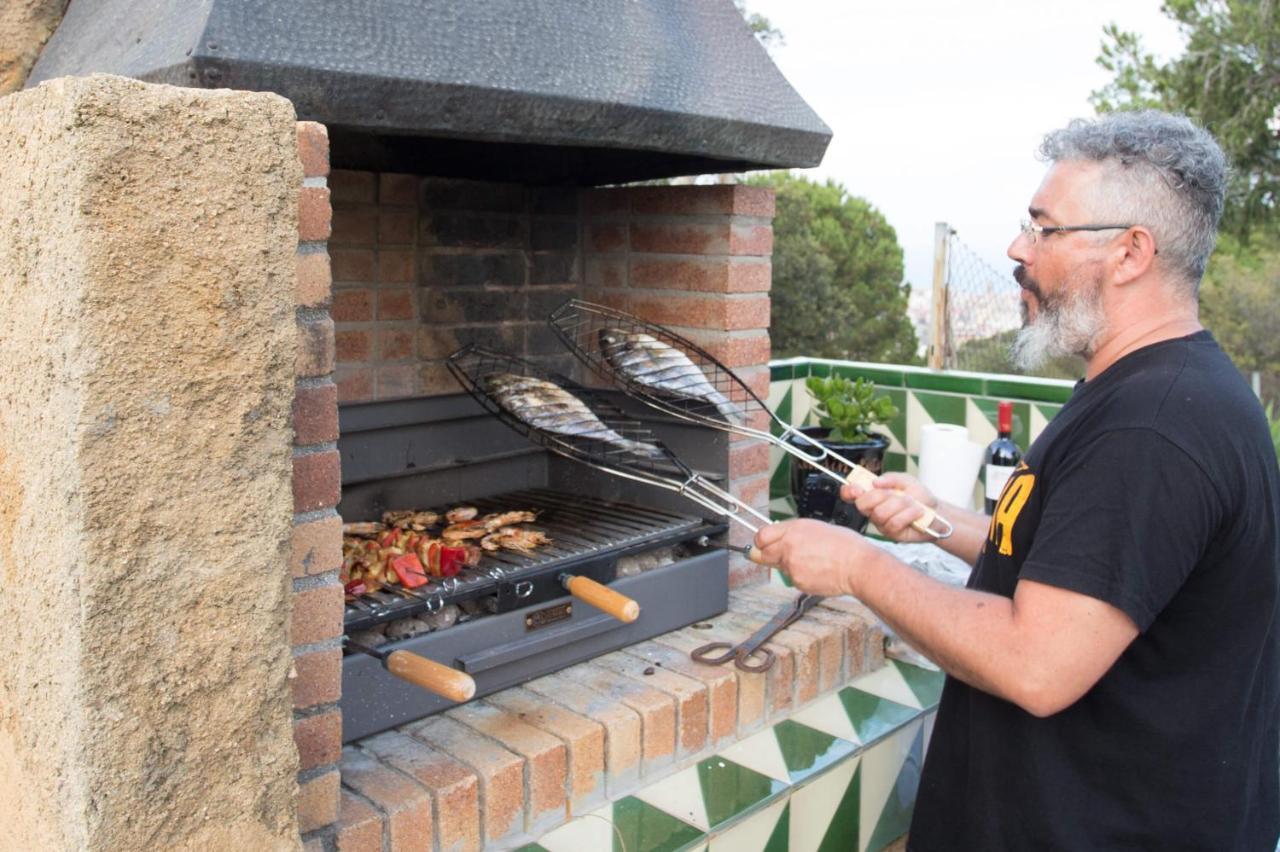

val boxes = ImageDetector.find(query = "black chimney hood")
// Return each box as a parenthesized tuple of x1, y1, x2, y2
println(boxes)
(28, 0, 832, 184)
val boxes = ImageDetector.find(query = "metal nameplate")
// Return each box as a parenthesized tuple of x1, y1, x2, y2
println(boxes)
(525, 602, 573, 630)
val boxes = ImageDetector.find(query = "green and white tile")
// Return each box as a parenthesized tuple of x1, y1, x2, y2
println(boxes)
(635, 756, 785, 834)
(788, 752, 861, 852)
(721, 720, 858, 786)
(707, 798, 790, 852)
(848, 661, 925, 711)
(789, 685, 917, 748)
(534, 797, 704, 852)
(860, 719, 925, 852)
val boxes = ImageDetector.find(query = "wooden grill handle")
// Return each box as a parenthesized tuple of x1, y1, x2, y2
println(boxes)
(844, 465, 949, 539)
(385, 650, 476, 702)
(563, 575, 641, 623)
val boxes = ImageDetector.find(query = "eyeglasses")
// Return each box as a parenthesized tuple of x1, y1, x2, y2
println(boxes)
(1019, 219, 1135, 244)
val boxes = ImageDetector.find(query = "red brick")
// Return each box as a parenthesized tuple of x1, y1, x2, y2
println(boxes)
(296, 122, 329, 179)
(586, 223, 627, 253)
(341, 748, 433, 852)
(448, 703, 567, 829)
(730, 223, 773, 256)
(331, 248, 376, 283)
(630, 222, 729, 255)
(378, 208, 416, 245)
(584, 256, 626, 288)
(622, 643, 739, 749)
(592, 652, 709, 758)
(330, 170, 377, 203)
(556, 665, 677, 775)
(377, 327, 415, 361)
(729, 440, 770, 479)
(730, 560, 771, 590)
(728, 259, 772, 292)
(297, 314, 336, 378)
(377, 288, 414, 320)
(291, 580, 342, 645)
(335, 329, 372, 363)
(293, 381, 339, 446)
(291, 513, 342, 579)
(517, 675, 643, 797)
(297, 250, 332, 308)
(298, 768, 340, 834)
(740, 363, 771, 399)
(379, 172, 418, 206)
(293, 448, 341, 514)
(651, 624, 769, 734)
(627, 184, 775, 217)
(361, 731, 481, 852)
(377, 365, 416, 399)
(293, 647, 341, 710)
(629, 257, 728, 292)
(378, 249, 415, 283)
(418, 362, 460, 397)
(295, 710, 342, 771)
(485, 688, 607, 812)
(332, 288, 374, 322)
(336, 367, 374, 403)
(336, 789, 383, 852)
(331, 205, 378, 246)
(686, 330, 771, 369)
(407, 716, 524, 844)
(624, 293, 770, 332)
(299, 186, 332, 242)
(737, 588, 843, 695)
(583, 188, 630, 215)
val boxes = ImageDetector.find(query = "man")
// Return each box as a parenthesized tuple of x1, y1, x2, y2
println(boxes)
(753, 111, 1280, 850)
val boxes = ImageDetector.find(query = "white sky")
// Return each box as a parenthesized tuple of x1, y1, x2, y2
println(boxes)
(748, 0, 1185, 297)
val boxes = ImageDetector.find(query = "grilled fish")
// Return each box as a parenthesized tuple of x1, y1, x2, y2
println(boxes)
(483, 373, 662, 458)
(598, 329, 742, 422)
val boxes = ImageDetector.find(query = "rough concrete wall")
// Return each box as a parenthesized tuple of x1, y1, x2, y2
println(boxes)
(0, 74, 301, 851)
(0, 0, 67, 94)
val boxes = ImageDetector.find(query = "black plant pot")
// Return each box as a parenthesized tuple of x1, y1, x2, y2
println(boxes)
(786, 427, 890, 534)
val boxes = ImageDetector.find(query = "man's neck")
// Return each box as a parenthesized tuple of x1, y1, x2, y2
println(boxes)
(1084, 311, 1203, 380)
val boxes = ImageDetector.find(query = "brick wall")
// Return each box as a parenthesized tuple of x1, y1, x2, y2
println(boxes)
(292, 122, 343, 846)
(580, 185, 776, 588)
(326, 177, 773, 587)
(328, 172, 581, 401)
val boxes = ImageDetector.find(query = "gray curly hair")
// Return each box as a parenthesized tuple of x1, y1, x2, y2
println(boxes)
(1039, 110, 1227, 293)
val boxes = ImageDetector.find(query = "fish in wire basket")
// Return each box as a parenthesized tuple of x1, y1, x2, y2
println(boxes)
(482, 372, 663, 458)
(598, 328, 743, 422)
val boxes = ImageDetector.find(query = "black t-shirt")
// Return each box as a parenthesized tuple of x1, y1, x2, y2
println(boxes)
(910, 332, 1280, 851)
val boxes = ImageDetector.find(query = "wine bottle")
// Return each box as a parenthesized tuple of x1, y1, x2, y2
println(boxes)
(983, 401, 1022, 514)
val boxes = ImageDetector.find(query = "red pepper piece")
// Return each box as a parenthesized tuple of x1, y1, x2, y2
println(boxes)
(344, 580, 367, 597)
(439, 545, 467, 578)
(390, 553, 429, 588)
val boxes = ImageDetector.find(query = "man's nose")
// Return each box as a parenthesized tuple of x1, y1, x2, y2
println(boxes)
(1007, 231, 1030, 265)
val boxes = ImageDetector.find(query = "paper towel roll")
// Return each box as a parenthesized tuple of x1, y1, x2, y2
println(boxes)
(918, 423, 986, 509)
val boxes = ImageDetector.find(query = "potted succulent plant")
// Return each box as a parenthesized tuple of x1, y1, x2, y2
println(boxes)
(787, 375, 898, 531)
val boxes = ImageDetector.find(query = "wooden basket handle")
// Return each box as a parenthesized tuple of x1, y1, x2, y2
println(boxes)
(563, 575, 640, 623)
(385, 650, 476, 702)
(845, 465, 950, 539)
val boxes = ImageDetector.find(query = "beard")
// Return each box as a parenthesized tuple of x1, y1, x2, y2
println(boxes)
(1009, 265, 1106, 371)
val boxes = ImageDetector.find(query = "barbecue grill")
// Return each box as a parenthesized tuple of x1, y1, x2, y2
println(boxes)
(337, 388, 733, 741)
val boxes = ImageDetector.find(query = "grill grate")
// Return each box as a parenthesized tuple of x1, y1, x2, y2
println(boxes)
(343, 488, 713, 630)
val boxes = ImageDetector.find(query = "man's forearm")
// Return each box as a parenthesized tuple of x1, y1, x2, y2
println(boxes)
(846, 546, 1034, 709)
(930, 501, 989, 565)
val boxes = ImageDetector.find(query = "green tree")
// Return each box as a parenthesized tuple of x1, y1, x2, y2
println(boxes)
(1091, 1, 1279, 238)
(1093, 2, 1280, 404)
(733, 0, 784, 51)
(748, 172, 921, 363)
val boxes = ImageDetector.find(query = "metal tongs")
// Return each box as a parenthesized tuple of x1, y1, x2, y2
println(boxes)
(691, 593, 823, 672)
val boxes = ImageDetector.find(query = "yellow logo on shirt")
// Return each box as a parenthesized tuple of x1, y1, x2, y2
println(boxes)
(987, 462, 1033, 556)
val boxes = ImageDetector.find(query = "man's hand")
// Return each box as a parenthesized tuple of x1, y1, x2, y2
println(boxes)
(842, 472, 938, 543)
(752, 519, 883, 597)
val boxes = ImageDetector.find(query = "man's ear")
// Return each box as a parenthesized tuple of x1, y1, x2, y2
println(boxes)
(1112, 226, 1158, 285)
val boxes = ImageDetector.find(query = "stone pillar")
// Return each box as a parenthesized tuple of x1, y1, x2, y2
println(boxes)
(0, 75, 301, 850)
